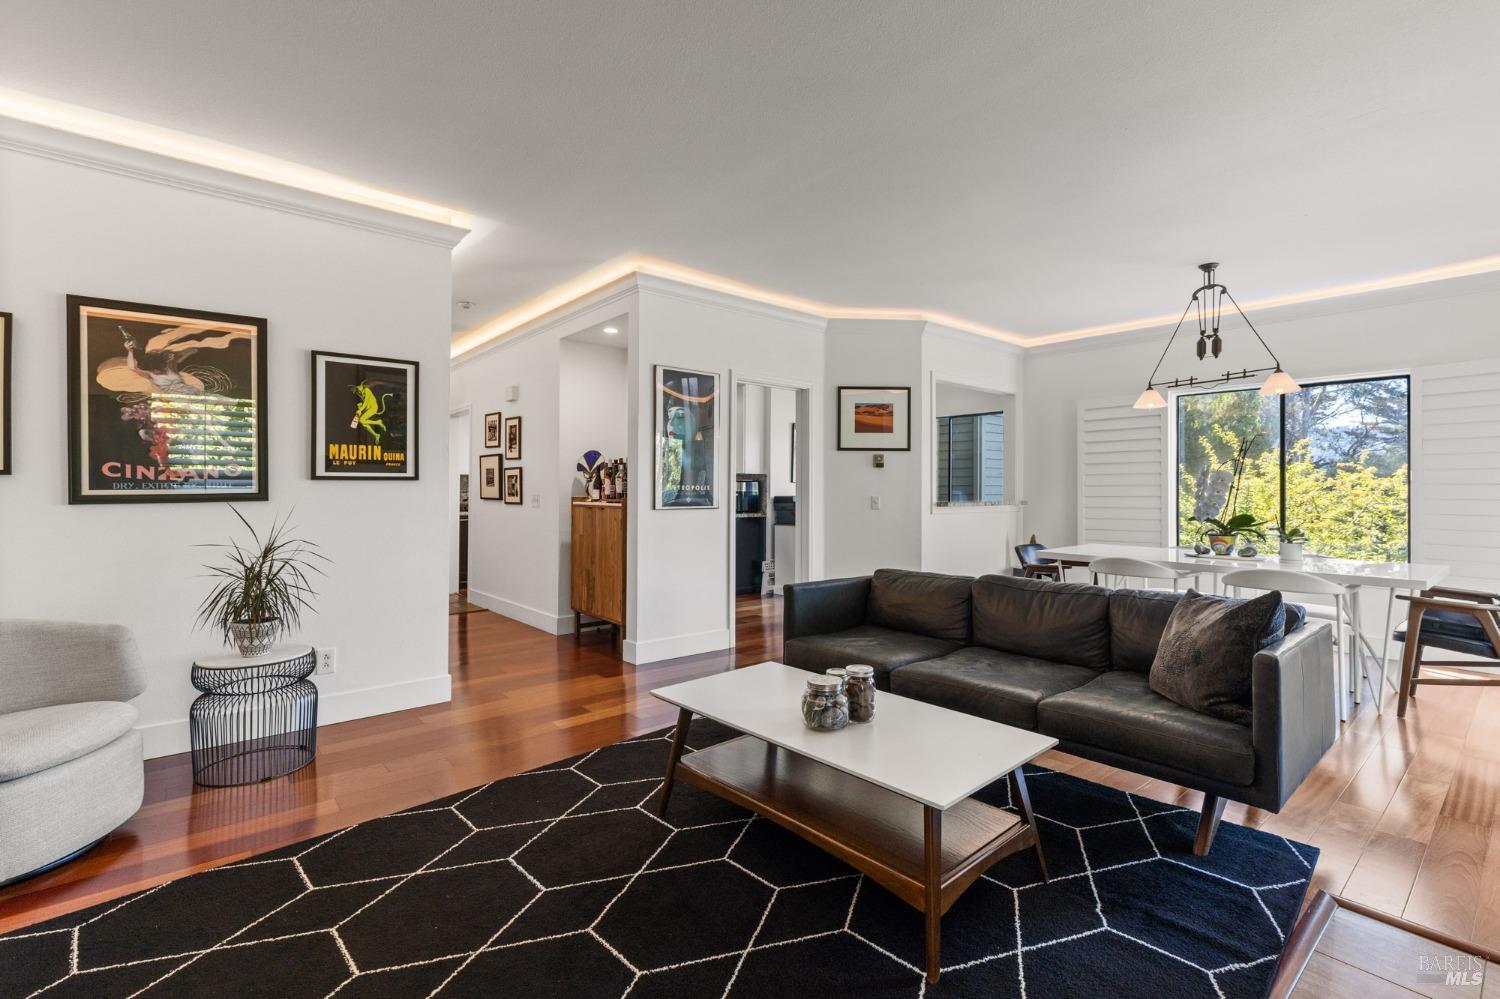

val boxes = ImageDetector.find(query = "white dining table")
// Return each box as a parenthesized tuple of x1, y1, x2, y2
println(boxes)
(1038, 542, 1450, 699)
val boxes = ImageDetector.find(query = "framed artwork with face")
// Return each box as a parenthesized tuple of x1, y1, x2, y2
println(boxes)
(311, 350, 419, 480)
(67, 295, 268, 503)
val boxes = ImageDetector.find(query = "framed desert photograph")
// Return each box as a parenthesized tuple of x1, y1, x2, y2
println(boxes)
(0, 311, 10, 475)
(504, 415, 522, 460)
(503, 464, 523, 504)
(654, 365, 718, 509)
(479, 453, 502, 500)
(484, 411, 502, 449)
(67, 295, 267, 504)
(838, 385, 911, 451)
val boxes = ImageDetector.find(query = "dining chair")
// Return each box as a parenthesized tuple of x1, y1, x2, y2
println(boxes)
(1221, 567, 1373, 721)
(1089, 556, 1203, 592)
(1015, 543, 1064, 581)
(1392, 586, 1500, 718)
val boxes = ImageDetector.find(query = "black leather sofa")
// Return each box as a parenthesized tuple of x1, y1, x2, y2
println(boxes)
(783, 569, 1336, 854)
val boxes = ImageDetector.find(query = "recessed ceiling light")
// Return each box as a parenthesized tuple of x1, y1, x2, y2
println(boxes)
(602, 326, 620, 335)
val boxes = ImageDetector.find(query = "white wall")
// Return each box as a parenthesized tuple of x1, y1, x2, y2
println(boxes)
(558, 337, 628, 611)
(628, 279, 825, 662)
(921, 325, 1025, 577)
(448, 409, 470, 592)
(767, 386, 797, 500)
(822, 319, 926, 577)
(0, 124, 459, 758)
(450, 288, 639, 634)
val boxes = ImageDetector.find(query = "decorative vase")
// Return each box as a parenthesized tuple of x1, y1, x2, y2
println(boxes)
(1207, 534, 1236, 556)
(229, 620, 278, 657)
(1281, 541, 1304, 563)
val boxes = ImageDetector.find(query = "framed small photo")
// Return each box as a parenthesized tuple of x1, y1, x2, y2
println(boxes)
(503, 464, 523, 504)
(838, 386, 911, 451)
(67, 295, 268, 503)
(478, 453, 502, 499)
(311, 351, 419, 480)
(484, 411, 502, 449)
(0, 311, 10, 475)
(504, 415, 522, 460)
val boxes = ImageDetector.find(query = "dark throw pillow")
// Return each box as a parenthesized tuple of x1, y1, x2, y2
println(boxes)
(1148, 589, 1286, 726)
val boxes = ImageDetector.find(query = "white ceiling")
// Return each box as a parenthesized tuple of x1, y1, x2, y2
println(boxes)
(2, 1, 1496, 344)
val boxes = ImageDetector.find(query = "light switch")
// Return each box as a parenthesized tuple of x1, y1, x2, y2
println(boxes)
(870, 495, 881, 511)
(531, 493, 540, 508)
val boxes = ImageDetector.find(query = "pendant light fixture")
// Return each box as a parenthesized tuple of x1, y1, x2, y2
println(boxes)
(1132, 263, 1300, 409)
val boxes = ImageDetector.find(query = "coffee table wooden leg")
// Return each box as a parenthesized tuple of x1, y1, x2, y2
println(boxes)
(924, 805, 942, 984)
(655, 708, 693, 818)
(1008, 768, 1048, 882)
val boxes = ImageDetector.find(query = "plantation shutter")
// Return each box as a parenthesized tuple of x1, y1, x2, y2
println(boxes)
(1411, 358, 1500, 590)
(1076, 396, 1168, 544)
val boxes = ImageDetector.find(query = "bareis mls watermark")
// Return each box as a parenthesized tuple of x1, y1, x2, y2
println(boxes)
(1416, 953, 1484, 988)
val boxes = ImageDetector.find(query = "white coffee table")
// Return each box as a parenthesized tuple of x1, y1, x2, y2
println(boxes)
(651, 661, 1057, 983)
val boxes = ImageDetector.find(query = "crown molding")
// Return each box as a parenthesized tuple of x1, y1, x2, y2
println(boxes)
(449, 278, 639, 367)
(0, 117, 470, 250)
(1026, 268, 1500, 358)
(634, 272, 828, 331)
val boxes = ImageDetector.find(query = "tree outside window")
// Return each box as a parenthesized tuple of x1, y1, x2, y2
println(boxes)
(1176, 376, 1408, 561)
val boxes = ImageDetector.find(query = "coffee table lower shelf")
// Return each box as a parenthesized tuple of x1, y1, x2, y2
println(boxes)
(656, 730, 1046, 983)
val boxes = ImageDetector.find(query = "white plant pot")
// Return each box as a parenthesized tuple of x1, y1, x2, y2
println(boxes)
(1280, 542, 1304, 563)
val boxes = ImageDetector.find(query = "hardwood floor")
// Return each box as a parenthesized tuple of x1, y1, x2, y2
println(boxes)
(4, 589, 1500, 987)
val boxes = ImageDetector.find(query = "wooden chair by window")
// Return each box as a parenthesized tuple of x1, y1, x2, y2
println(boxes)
(1394, 586, 1500, 718)
(1014, 540, 1086, 579)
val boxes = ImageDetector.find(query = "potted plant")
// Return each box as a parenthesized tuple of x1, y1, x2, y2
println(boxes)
(1189, 434, 1267, 555)
(195, 509, 326, 657)
(1277, 525, 1309, 563)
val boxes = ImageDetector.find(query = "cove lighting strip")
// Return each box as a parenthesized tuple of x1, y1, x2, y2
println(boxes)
(454, 251, 1500, 359)
(450, 255, 1030, 357)
(0, 87, 472, 230)
(1029, 254, 1500, 346)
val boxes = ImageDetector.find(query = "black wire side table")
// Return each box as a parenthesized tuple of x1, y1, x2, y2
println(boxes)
(190, 644, 318, 786)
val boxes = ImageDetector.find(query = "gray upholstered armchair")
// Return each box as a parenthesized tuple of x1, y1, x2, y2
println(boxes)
(0, 620, 147, 885)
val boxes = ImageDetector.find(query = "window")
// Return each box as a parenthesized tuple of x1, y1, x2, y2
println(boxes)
(1175, 376, 1409, 560)
(936, 411, 1005, 504)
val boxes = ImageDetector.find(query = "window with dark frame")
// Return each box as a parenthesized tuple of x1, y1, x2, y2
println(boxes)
(1175, 375, 1410, 561)
(936, 410, 1005, 505)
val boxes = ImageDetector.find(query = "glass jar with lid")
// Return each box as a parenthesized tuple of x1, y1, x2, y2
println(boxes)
(801, 674, 850, 731)
(845, 664, 876, 722)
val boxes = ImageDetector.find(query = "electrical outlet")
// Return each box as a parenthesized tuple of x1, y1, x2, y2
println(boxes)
(316, 647, 338, 675)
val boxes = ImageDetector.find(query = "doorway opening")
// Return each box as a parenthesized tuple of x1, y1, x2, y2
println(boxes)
(449, 408, 481, 615)
(729, 376, 811, 654)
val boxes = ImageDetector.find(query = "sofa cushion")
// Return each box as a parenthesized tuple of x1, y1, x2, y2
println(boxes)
(972, 574, 1112, 671)
(783, 626, 961, 689)
(0, 701, 138, 782)
(1037, 671, 1255, 786)
(1148, 589, 1285, 726)
(1110, 588, 1308, 673)
(891, 647, 1099, 730)
(867, 569, 973, 642)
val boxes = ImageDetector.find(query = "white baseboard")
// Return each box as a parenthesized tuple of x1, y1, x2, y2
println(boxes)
(467, 587, 571, 635)
(137, 671, 453, 760)
(625, 628, 732, 665)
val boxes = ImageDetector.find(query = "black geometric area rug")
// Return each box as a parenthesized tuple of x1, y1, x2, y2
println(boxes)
(0, 720, 1316, 999)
